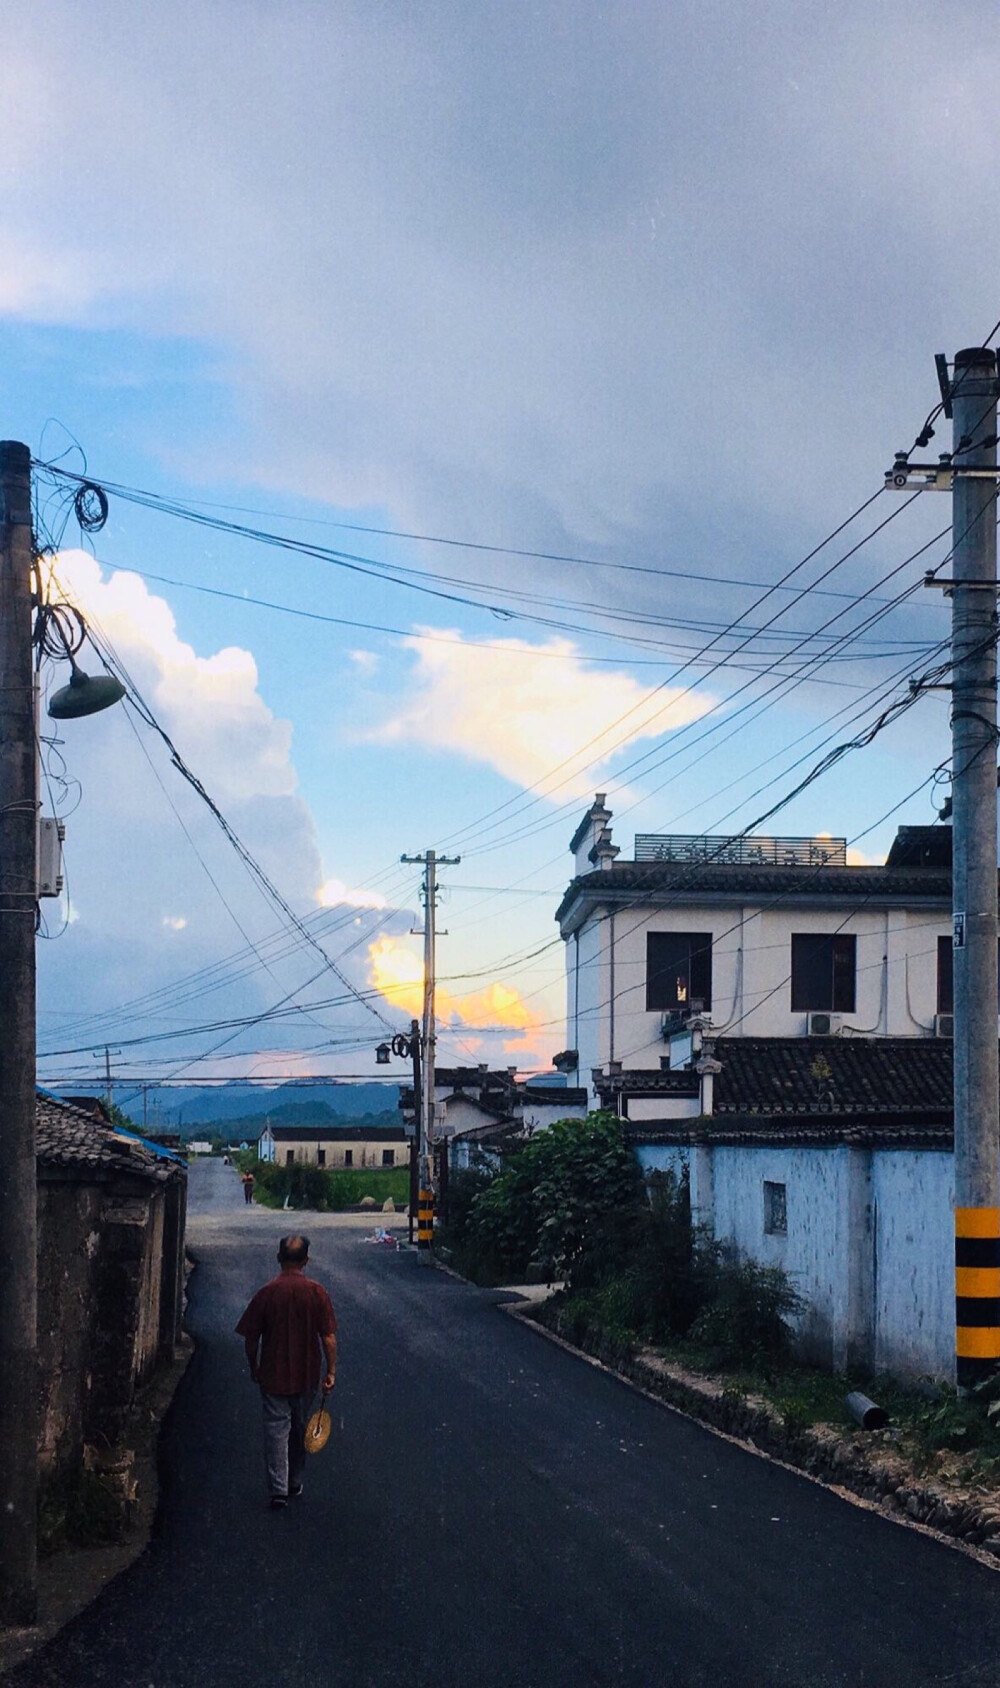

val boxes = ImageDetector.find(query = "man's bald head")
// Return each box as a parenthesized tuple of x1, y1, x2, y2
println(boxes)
(278, 1234, 310, 1267)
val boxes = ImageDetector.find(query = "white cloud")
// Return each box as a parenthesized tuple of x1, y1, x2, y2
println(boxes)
(36, 552, 402, 1072)
(370, 628, 714, 799)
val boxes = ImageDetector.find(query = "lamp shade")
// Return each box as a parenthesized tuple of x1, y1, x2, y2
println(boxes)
(48, 668, 126, 720)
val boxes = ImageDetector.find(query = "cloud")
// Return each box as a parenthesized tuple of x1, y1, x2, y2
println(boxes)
(370, 629, 714, 799)
(367, 935, 544, 1043)
(4, 1, 999, 578)
(35, 552, 407, 1075)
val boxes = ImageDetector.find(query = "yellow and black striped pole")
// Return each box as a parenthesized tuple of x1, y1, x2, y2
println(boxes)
(955, 1207, 1000, 1388)
(417, 1187, 434, 1250)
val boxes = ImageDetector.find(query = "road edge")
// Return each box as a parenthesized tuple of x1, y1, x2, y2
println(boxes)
(500, 1299, 1000, 1575)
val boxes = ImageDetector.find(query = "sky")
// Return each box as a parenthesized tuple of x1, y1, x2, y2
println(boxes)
(4, 0, 1000, 1102)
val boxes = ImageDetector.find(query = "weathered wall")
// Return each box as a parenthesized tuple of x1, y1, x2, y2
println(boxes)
(633, 1138, 956, 1381)
(37, 1173, 185, 1474)
(872, 1150, 954, 1379)
(36, 1183, 103, 1475)
(261, 1135, 407, 1167)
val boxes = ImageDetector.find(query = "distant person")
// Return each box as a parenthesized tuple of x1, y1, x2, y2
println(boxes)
(236, 1235, 337, 1509)
(242, 1171, 255, 1205)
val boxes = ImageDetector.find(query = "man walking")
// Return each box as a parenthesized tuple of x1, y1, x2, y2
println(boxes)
(236, 1235, 337, 1509)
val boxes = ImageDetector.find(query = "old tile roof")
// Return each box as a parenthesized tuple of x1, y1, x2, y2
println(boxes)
(597, 1037, 955, 1118)
(36, 1092, 183, 1183)
(263, 1123, 408, 1142)
(556, 861, 953, 927)
(625, 1113, 954, 1150)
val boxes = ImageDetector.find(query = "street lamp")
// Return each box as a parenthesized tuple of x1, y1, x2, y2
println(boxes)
(377, 1022, 423, 1245)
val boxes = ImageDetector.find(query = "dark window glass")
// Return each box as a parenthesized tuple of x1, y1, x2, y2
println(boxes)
(937, 936, 953, 1015)
(646, 932, 713, 1012)
(344, 1149, 354, 1167)
(317, 1148, 326, 1167)
(790, 934, 856, 1012)
(382, 1149, 395, 1167)
(285, 1149, 295, 1165)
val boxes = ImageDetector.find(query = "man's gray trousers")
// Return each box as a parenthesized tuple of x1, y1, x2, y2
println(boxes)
(260, 1390, 310, 1498)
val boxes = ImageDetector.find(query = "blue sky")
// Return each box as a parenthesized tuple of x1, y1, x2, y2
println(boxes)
(5, 0, 997, 1096)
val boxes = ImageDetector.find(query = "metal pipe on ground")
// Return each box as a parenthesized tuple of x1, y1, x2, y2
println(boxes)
(846, 1391, 889, 1430)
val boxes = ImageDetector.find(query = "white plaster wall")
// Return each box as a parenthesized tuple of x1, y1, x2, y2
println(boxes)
(571, 900, 950, 1076)
(627, 1096, 701, 1122)
(872, 1151, 955, 1381)
(711, 1145, 848, 1363)
(521, 1100, 588, 1133)
(635, 1144, 690, 1181)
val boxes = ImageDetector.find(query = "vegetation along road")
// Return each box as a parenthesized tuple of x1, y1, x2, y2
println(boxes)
(10, 1158, 1000, 1688)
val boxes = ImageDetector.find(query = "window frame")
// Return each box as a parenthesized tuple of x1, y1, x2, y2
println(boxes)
(790, 932, 856, 1013)
(645, 931, 713, 1014)
(382, 1149, 396, 1167)
(763, 1180, 787, 1236)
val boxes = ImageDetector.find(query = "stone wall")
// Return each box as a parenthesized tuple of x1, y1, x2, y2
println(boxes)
(36, 1171, 185, 1477)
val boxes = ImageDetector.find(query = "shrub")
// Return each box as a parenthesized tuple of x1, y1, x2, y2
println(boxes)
(688, 1258, 805, 1370)
(453, 1113, 644, 1284)
(38, 1469, 129, 1557)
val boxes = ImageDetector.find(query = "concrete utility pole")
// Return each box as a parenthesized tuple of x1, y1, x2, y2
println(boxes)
(949, 348, 1000, 1389)
(401, 849, 459, 1243)
(0, 440, 38, 1625)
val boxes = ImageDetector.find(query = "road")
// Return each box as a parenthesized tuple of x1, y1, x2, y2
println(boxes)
(9, 1157, 1000, 1687)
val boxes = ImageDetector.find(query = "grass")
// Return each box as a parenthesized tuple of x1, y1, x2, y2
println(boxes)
(236, 1154, 409, 1212)
(38, 1468, 130, 1558)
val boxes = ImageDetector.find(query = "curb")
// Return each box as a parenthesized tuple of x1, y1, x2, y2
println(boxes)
(502, 1301, 1000, 1573)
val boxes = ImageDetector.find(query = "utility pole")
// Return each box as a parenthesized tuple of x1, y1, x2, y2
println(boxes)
(401, 849, 459, 1243)
(949, 348, 1000, 1389)
(0, 440, 38, 1625)
(888, 348, 1000, 1387)
(98, 1045, 120, 1117)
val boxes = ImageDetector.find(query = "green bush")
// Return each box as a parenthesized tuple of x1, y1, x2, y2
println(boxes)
(444, 1113, 643, 1285)
(688, 1258, 805, 1370)
(243, 1157, 409, 1211)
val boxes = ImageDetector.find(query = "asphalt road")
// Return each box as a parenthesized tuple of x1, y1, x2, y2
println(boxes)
(10, 1158, 1000, 1687)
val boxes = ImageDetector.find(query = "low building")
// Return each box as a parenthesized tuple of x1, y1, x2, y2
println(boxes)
(36, 1092, 187, 1476)
(398, 1068, 589, 1170)
(257, 1121, 410, 1168)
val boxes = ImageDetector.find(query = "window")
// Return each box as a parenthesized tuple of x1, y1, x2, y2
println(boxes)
(285, 1150, 295, 1166)
(646, 932, 713, 1013)
(937, 935, 953, 1015)
(317, 1149, 326, 1167)
(764, 1181, 787, 1236)
(790, 933, 856, 1012)
(382, 1149, 396, 1167)
(344, 1149, 353, 1167)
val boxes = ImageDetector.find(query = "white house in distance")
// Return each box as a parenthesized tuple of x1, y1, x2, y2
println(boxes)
(258, 1121, 410, 1168)
(554, 797, 975, 1382)
(399, 1068, 588, 1169)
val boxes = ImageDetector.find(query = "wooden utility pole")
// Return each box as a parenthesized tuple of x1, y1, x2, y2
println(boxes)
(948, 349, 1000, 1388)
(401, 849, 459, 1243)
(0, 440, 38, 1625)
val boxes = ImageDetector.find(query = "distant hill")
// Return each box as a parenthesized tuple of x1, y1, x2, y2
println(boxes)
(202, 1101, 402, 1140)
(62, 1081, 401, 1134)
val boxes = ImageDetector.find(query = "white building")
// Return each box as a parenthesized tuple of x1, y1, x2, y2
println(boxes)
(398, 1068, 588, 1170)
(557, 796, 954, 1096)
(552, 798, 972, 1381)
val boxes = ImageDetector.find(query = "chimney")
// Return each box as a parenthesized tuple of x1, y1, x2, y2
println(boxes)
(696, 1055, 722, 1118)
(570, 794, 614, 877)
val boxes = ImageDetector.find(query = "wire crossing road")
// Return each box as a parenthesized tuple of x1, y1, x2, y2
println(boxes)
(11, 1159, 1000, 1688)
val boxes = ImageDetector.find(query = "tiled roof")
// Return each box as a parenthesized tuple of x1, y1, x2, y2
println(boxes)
(520, 1087, 589, 1108)
(36, 1093, 183, 1183)
(556, 861, 953, 925)
(625, 1113, 953, 1150)
(597, 1037, 955, 1118)
(263, 1123, 408, 1141)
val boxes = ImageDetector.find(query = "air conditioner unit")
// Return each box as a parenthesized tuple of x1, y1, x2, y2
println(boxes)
(934, 1013, 954, 1038)
(807, 1012, 841, 1036)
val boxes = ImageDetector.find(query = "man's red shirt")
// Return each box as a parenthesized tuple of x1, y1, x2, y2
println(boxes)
(236, 1272, 337, 1395)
